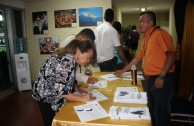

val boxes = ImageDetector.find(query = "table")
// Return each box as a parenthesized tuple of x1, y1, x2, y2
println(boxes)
(52, 72, 151, 126)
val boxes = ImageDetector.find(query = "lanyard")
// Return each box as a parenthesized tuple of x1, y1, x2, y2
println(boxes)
(144, 26, 160, 55)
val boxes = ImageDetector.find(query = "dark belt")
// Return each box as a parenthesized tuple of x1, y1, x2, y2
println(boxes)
(149, 73, 172, 78)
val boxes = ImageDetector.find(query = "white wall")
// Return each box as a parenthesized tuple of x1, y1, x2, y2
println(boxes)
(25, 0, 112, 81)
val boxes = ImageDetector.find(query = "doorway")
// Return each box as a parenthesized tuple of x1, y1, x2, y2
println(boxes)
(0, 9, 14, 96)
(0, 7, 25, 97)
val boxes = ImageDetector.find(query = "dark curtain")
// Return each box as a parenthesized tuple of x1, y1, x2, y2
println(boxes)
(179, 0, 194, 99)
(173, 0, 187, 93)
(174, 0, 187, 45)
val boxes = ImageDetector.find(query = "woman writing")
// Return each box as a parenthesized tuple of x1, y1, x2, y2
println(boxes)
(32, 39, 97, 126)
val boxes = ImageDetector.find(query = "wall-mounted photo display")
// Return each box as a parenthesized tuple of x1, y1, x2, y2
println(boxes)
(38, 37, 59, 54)
(78, 7, 103, 27)
(32, 11, 48, 35)
(54, 9, 76, 28)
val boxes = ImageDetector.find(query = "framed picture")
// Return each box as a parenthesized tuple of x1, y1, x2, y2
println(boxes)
(54, 9, 77, 28)
(78, 7, 103, 27)
(38, 37, 59, 54)
(32, 11, 48, 34)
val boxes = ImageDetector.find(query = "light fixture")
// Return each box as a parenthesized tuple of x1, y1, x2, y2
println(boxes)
(140, 8, 146, 12)
(0, 15, 3, 21)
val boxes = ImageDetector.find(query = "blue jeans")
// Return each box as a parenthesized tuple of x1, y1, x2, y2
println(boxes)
(147, 73, 175, 126)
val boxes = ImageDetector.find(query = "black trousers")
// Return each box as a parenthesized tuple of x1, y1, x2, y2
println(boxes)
(37, 100, 55, 126)
(98, 56, 117, 72)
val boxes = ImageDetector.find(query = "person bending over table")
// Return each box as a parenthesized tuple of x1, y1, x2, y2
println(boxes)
(32, 39, 97, 126)
(60, 28, 99, 84)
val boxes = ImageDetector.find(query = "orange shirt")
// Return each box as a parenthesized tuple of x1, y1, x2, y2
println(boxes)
(137, 26, 175, 75)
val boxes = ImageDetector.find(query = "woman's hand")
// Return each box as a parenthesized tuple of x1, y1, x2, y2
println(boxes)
(87, 77, 99, 84)
(81, 93, 96, 102)
(75, 86, 87, 94)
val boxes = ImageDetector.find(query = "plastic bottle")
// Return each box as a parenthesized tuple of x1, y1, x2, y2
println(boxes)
(131, 64, 137, 86)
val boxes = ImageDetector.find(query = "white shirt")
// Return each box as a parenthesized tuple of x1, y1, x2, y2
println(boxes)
(60, 34, 75, 48)
(94, 21, 121, 63)
(60, 35, 89, 83)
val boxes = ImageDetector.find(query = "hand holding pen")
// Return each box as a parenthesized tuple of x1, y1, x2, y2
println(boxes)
(81, 93, 96, 102)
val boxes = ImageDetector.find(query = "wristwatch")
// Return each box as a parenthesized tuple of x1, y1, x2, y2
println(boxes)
(157, 74, 165, 79)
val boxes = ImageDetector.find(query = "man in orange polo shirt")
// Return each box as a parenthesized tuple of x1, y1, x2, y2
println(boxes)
(115, 11, 176, 126)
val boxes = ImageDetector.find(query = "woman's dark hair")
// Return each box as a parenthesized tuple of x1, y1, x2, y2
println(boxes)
(53, 39, 97, 65)
(76, 28, 95, 41)
(112, 21, 121, 34)
(104, 8, 114, 22)
(140, 11, 156, 26)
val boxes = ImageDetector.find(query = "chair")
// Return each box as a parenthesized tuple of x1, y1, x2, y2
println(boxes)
(171, 88, 194, 124)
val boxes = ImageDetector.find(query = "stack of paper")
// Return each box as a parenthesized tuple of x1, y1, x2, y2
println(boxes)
(88, 80, 107, 88)
(100, 74, 121, 81)
(123, 75, 145, 80)
(74, 102, 109, 122)
(116, 87, 138, 92)
(109, 106, 151, 120)
(113, 88, 147, 104)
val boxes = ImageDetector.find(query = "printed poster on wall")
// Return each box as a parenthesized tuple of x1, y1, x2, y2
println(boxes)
(38, 37, 59, 54)
(32, 11, 48, 35)
(78, 7, 103, 27)
(54, 9, 77, 28)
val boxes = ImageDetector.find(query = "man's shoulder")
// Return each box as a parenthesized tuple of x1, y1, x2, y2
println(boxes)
(60, 35, 75, 48)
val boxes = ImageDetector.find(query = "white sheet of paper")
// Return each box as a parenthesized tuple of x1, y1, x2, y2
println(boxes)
(116, 87, 138, 92)
(74, 102, 109, 122)
(100, 74, 121, 81)
(114, 91, 147, 104)
(87, 90, 108, 102)
(123, 75, 145, 80)
(109, 106, 150, 120)
(88, 80, 107, 88)
(123, 71, 143, 75)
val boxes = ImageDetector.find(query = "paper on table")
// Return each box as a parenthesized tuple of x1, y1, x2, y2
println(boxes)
(74, 102, 109, 122)
(88, 80, 107, 88)
(109, 106, 151, 120)
(123, 71, 143, 75)
(73, 90, 108, 102)
(116, 87, 138, 92)
(100, 74, 121, 81)
(87, 90, 108, 103)
(113, 91, 147, 104)
(123, 75, 145, 80)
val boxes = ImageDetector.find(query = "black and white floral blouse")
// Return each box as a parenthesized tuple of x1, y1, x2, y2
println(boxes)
(32, 54, 76, 113)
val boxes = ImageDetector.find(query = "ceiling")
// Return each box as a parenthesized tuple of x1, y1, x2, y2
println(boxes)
(112, 0, 174, 14)
(18, 0, 174, 14)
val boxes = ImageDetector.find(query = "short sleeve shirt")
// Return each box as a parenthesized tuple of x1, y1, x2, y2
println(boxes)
(137, 26, 175, 75)
(94, 22, 121, 63)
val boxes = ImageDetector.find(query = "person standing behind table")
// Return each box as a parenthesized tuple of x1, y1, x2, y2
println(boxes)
(114, 11, 176, 126)
(128, 25, 140, 58)
(94, 8, 127, 72)
(60, 28, 99, 84)
(32, 39, 97, 126)
(112, 21, 125, 70)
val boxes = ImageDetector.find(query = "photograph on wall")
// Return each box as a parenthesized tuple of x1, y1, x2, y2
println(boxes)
(54, 9, 76, 28)
(32, 11, 48, 35)
(78, 7, 103, 27)
(38, 37, 59, 54)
